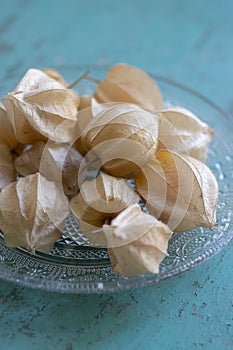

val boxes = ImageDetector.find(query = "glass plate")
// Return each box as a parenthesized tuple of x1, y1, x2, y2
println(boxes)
(0, 65, 233, 294)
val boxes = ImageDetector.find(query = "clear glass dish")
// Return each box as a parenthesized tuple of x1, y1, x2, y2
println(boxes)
(0, 65, 232, 294)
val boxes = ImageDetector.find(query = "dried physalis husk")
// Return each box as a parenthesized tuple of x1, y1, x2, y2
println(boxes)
(40, 142, 83, 198)
(15, 141, 83, 197)
(136, 150, 218, 232)
(61, 145, 83, 198)
(78, 95, 105, 114)
(12, 143, 26, 157)
(78, 95, 92, 111)
(103, 204, 172, 276)
(0, 102, 18, 150)
(0, 142, 16, 191)
(94, 63, 163, 110)
(2, 68, 79, 144)
(0, 173, 69, 253)
(81, 103, 159, 178)
(157, 107, 215, 162)
(14, 141, 45, 176)
(74, 97, 100, 155)
(70, 172, 139, 245)
(42, 68, 67, 86)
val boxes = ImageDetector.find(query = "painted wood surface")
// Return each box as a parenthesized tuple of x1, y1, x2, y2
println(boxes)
(0, 1, 232, 349)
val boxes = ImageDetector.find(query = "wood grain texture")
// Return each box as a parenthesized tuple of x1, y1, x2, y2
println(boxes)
(0, 0, 232, 349)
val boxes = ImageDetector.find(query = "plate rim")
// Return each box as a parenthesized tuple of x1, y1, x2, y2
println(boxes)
(0, 68, 233, 293)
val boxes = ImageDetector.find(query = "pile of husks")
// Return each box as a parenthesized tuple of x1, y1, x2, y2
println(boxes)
(0, 64, 218, 276)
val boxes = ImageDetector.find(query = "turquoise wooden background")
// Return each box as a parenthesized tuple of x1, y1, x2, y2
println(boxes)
(0, 0, 232, 349)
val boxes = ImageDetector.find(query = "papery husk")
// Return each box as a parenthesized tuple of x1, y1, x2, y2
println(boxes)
(42, 68, 67, 86)
(78, 94, 92, 111)
(157, 106, 215, 161)
(74, 97, 100, 155)
(103, 204, 172, 276)
(0, 142, 16, 191)
(61, 144, 83, 198)
(15, 141, 83, 197)
(0, 102, 18, 150)
(2, 68, 79, 144)
(94, 63, 163, 110)
(81, 103, 159, 178)
(78, 96, 103, 114)
(0, 173, 69, 253)
(12, 67, 65, 93)
(135, 150, 218, 232)
(12, 143, 26, 157)
(14, 141, 45, 176)
(70, 172, 139, 245)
